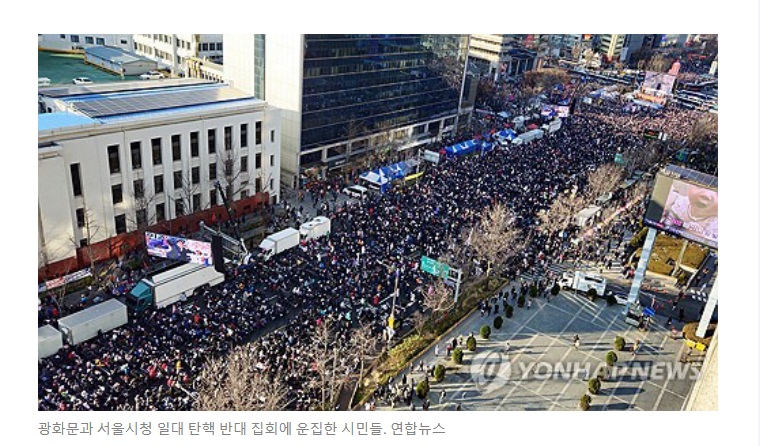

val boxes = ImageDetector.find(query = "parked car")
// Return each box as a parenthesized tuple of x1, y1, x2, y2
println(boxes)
(72, 77, 93, 85)
(342, 185, 369, 199)
(140, 71, 165, 80)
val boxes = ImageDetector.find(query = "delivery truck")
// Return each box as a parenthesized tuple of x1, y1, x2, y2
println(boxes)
(126, 262, 225, 312)
(258, 227, 300, 260)
(559, 271, 607, 296)
(38, 324, 63, 360)
(57, 299, 128, 345)
(300, 216, 331, 242)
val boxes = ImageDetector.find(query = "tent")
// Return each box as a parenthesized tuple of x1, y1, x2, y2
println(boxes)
(360, 161, 415, 193)
(444, 139, 479, 157)
(496, 128, 517, 141)
(528, 123, 538, 130)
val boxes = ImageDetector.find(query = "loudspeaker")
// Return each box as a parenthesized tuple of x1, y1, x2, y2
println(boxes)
(211, 235, 226, 274)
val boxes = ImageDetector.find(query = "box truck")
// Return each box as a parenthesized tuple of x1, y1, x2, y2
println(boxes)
(57, 299, 128, 345)
(559, 271, 607, 295)
(300, 217, 331, 242)
(38, 324, 63, 360)
(126, 262, 225, 312)
(258, 227, 300, 260)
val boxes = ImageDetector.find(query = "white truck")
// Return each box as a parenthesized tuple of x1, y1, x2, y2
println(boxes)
(259, 227, 300, 260)
(542, 119, 562, 134)
(559, 271, 607, 296)
(57, 299, 128, 345)
(126, 262, 225, 312)
(38, 325, 63, 360)
(300, 216, 331, 242)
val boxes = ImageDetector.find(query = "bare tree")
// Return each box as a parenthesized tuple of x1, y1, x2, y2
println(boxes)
(411, 311, 428, 337)
(584, 163, 624, 204)
(194, 345, 289, 411)
(539, 191, 584, 235)
(348, 322, 380, 404)
(469, 203, 524, 276)
(312, 317, 348, 411)
(687, 116, 718, 149)
(422, 279, 455, 322)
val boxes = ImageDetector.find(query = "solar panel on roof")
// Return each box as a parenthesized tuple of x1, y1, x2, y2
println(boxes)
(70, 87, 253, 118)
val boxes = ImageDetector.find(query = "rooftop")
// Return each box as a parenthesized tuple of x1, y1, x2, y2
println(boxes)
(38, 112, 98, 131)
(85, 46, 155, 66)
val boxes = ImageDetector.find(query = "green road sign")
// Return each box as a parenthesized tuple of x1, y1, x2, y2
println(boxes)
(421, 256, 450, 279)
(614, 153, 625, 164)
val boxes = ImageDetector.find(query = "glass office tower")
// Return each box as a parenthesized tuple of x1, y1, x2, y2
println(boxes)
(300, 35, 468, 152)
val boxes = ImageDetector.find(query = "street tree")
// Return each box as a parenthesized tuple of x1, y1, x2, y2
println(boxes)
(470, 203, 524, 276)
(539, 191, 584, 235)
(422, 279, 455, 322)
(584, 163, 624, 204)
(194, 345, 289, 411)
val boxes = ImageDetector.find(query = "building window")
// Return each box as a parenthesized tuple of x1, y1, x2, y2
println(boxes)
(174, 171, 183, 189)
(107, 145, 120, 174)
(241, 189, 248, 199)
(270, 178, 275, 191)
(241, 156, 248, 173)
(224, 159, 233, 176)
(156, 203, 166, 222)
(85, 36, 94, 44)
(151, 138, 162, 165)
(255, 121, 262, 145)
(171, 134, 182, 161)
(255, 178, 261, 193)
(175, 200, 184, 216)
(76, 208, 85, 228)
(96, 37, 105, 45)
(114, 214, 127, 234)
(192, 166, 200, 184)
(70, 35, 79, 43)
(112, 184, 123, 205)
(255, 153, 262, 169)
(154, 175, 164, 194)
(209, 163, 217, 181)
(270, 154, 275, 168)
(270, 129, 275, 143)
(224, 126, 232, 150)
(70, 163, 82, 197)
(80, 238, 88, 248)
(130, 141, 142, 170)
(241, 124, 248, 148)
(192, 194, 201, 212)
(201, 43, 209, 51)
(210, 190, 218, 207)
(207, 129, 216, 154)
(134, 179, 144, 199)
(190, 131, 199, 157)
(60, 34, 66, 39)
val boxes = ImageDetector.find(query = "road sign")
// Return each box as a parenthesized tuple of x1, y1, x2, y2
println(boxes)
(614, 153, 625, 165)
(388, 316, 395, 328)
(421, 256, 450, 279)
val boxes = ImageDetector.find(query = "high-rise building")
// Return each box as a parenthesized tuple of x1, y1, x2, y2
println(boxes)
(224, 34, 471, 188)
(596, 34, 626, 60)
(468, 34, 539, 81)
(133, 34, 224, 75)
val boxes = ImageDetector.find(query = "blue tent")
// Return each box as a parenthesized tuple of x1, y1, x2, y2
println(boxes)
(496, 129, 516, 140)
(444, 139, 480, 157)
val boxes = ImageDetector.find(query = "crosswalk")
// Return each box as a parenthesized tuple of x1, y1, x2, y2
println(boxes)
(519, 263, 566, 284)
(687, 289, 709, 302)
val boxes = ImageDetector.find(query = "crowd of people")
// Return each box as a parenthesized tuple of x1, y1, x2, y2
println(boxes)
(39, 89, 716, 411)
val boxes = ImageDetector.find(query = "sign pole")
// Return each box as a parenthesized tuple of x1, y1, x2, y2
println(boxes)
(624, 228, 658, 315)
(696, 276, 718, 338)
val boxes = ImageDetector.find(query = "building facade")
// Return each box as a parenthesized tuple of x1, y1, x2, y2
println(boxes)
(596, 34, 626, 61)
(468, 34, 539, 81)
(38, 80, 280, 272)
(38, 34, 133, 53)
(224, 34, 471, 188)
(133, 34, 223, 75)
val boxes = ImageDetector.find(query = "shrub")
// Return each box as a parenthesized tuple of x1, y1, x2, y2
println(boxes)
(467, 336, 477, 352)
(580, 394, 592, 411)
(434, 364, 446, 382)
(517, 295, 526, 308)
(606, 293, 618, 305)
(487, 278, 500, 292)
(529, 285, 538, 297)
(588, 377, 601, 395)
(452, 348, 464, 365)
(614, 336, 626, 352)
(551, 283, 560, 296)
(597, 366, 609, 381)
(480, 325, 492, 339)
(587, 288, 598, 301)
(505, 305, 514, 318)
(416, 380, 430, 399)
(606, 351, 618, 367)
(494, 316, 504, 330)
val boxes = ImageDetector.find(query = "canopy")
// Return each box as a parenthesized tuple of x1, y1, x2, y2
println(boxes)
(528, 124, 538, 130)
(444, 139, 479, 157)
(496, 128, 517, 140)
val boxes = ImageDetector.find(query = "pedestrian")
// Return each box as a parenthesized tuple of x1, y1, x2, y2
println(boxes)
(439, 389, 447, 405)
(435, 344, 440, 357)
(573, 335, 580, 350)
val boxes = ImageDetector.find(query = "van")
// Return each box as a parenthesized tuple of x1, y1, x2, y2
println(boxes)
(343, 185, 368, 200)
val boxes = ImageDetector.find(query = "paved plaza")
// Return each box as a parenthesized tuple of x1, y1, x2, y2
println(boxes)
(378, 283, 702, 411)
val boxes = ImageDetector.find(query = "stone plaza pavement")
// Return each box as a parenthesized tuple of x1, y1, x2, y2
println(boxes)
(377, 283, 702, 411)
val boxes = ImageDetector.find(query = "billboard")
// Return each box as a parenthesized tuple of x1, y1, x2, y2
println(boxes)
(643, 169, 718, 249)
(145, 232, 213, 265)
(637, 71, 676, 105)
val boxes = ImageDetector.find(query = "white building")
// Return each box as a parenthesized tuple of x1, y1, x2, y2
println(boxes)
(38, 79, 281, 268)
(597, 34, 626, 60)
(468, 34, 539, 81)
(224, 34, 471, 188)
(132, 34, 223, 75)
(38, 34, 133, 53)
